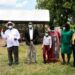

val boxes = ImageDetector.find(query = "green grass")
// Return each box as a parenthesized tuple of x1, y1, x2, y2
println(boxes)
(0, 43, 75, 75)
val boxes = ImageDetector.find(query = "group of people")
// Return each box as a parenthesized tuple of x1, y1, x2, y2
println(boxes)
(42, 25, 60, 64)
(1, 21, 39, 66)
(0, 21, 75, 68)
(42, 23, 75, 67)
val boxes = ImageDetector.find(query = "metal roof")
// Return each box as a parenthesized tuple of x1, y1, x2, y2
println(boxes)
(0, 9, 50, 22)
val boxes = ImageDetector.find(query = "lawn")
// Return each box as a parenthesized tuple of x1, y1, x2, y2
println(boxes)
(0, 42, 75, 75)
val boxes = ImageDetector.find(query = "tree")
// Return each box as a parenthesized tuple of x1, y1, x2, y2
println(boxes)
(36, 0, 75, 26)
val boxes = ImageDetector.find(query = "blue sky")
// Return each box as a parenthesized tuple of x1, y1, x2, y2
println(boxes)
(0, 0, 36, 10)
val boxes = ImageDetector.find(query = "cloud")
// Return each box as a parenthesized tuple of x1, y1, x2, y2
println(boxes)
(0, 0, 36, 10)
(16, 0, 28, 8)
(0, 0, 16, 4)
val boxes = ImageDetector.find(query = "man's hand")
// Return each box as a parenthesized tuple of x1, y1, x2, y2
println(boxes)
(30, 41, 33, 45)
(1, 28, 4, 32)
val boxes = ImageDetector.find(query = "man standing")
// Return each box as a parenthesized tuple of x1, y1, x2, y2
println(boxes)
(25, 22, 39, 64)
(1, 21, 20, 66)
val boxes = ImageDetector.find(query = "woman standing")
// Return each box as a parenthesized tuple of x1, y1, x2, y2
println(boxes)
(61, 23, 73, 64)
(48, 25, 60, 62)
(72, 27, 75, 67)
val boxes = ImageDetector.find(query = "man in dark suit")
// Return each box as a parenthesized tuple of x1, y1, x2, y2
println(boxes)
(25, 22, 39, 64)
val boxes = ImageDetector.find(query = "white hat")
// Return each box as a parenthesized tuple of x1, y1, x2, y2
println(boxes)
(5, 21, 15, 27)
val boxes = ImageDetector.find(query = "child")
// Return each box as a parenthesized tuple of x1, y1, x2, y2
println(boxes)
(42, 31, 52, 63)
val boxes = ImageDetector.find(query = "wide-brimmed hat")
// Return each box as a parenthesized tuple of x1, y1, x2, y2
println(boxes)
(5, 21, 15, 27)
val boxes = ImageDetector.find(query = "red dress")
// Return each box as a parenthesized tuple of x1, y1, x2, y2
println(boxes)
(48, 30, 60, 62)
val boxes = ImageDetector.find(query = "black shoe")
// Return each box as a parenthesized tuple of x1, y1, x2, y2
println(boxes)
(61, 62, 66, 65)
(66, 62, 70, 65)
(73, 64, 75, 67)
(71, 64, 75, 67)
(14, 62, 19, 65)
(8, 63, 12, 66)
(73, 65, 75, 67)
(43, 61, 47, 64)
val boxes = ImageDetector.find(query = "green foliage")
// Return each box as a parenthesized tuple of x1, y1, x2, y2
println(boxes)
(36, 0, 75, 26)
(63, 2, 72, 9)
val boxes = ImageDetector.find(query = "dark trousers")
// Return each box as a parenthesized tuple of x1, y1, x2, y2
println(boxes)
(72, 44, 75, 66)
(7, 46, 19, 64)
(43, 45, 50, 63)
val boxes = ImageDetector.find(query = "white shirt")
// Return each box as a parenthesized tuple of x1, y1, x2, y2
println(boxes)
(1, 28, 20, 48)
(43, 36, 52, 48)
(29, 28, 33, 41)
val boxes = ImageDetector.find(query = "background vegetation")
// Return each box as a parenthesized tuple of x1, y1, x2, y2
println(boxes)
(36, 0, 75, 26)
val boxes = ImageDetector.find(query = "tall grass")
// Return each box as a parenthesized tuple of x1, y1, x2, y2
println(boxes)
(0, 43, 75, 75)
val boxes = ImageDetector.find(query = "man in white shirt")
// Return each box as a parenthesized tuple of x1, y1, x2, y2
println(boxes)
(42, 31, 52, 63)
(1, 21, 20, 66)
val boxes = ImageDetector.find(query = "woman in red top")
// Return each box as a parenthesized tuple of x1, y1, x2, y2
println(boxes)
(48, 25, 60, 62)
